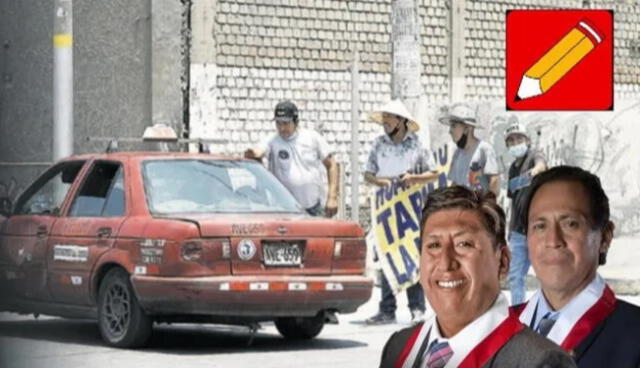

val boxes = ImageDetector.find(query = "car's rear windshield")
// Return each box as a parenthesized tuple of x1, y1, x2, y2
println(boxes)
(142, 159, 303, 215)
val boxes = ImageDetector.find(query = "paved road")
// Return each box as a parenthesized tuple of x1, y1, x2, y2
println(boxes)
(1, 291, 639, 368)
(0, 287, 390, 368)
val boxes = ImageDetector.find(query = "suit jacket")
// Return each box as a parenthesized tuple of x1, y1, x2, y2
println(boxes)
(379, 324, 575, 368)
(564, 299, 640, 368)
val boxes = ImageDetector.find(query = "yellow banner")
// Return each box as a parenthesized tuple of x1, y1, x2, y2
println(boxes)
(371, 143, 454, 293)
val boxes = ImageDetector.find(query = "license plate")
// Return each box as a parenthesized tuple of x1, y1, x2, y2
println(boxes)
(263, 242, 303, 266)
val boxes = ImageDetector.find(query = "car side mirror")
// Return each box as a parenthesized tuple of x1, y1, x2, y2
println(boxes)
(0, 197, 12, 217)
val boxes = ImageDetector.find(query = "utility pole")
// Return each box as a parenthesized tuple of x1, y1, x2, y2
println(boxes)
(448, 0, 466, 102)
(53, 0, 74, 162)
(350, 49, 361, 223)
(391, 0, 422, 115)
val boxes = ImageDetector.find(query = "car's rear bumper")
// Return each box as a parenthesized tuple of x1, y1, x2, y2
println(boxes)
(131, 274, 373, 318)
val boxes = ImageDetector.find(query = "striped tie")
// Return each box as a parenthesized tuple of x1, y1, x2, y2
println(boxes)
(425, 340, 453, 368)
(536, 312, 557, 337)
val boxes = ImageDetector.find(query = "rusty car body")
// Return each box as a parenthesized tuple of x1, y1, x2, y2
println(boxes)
(0, 152, 372, 347)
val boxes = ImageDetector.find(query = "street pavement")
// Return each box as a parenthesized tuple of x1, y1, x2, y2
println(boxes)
(0, 289, 392, 368)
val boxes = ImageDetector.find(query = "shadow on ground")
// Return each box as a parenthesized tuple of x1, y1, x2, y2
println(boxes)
(0, 317, 367, 355)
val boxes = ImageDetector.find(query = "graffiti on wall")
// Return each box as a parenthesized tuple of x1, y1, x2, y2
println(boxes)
(479, 100, 640, 236)
(426, 99, 640, 236)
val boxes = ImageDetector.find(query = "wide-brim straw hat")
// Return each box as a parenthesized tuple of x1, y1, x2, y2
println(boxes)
(438, 102, 483, 129)
(368, 99, 420, 132)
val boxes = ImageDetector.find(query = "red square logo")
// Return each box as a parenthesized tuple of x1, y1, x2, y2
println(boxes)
(506, 10, 613, 111)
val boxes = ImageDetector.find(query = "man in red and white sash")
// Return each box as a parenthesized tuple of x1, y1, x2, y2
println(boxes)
(379, 186, 574, 368)
(514, 165, 640, 368)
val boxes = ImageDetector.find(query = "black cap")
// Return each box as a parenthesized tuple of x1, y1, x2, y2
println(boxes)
(274, 100, 298, 122)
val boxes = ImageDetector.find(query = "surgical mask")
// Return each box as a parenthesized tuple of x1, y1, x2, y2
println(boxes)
(456, 131, 468, 149)
(509, 143, 528, 158)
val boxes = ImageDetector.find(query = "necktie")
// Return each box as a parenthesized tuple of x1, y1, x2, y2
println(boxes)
(424, 340, 454, 368)
(536, 312, 557, 337)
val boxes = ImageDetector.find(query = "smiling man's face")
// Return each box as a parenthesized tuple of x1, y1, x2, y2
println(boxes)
(420, 208, 509, 335)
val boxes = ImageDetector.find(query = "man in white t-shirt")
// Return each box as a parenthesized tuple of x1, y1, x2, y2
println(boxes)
(245, 100, 338, 217)
(439, 102, 500, 195)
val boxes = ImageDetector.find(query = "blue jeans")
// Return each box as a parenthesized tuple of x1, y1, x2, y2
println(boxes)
(508, 231, 530, 305)
(379, 272, 425, 315)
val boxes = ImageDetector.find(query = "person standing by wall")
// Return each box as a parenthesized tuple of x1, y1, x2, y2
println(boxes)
(245, 100, 338, 217)
(439, 102, 500, 195)
(504, 118, 547, 305)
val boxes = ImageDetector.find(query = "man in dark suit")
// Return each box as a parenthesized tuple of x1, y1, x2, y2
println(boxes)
(514, 165, 640, 368)
(379, 186, 574, 368)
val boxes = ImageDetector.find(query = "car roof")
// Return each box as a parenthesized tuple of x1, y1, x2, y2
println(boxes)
(60, 152, 249, 162)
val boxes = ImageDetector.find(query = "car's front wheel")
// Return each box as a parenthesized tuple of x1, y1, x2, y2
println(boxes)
(275, 315, 325, 339)
(98, 268, 152, 348)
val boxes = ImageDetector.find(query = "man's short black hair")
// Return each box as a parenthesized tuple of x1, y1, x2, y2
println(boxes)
(521, 165, 610, 233)
(421, 185, 507, 250)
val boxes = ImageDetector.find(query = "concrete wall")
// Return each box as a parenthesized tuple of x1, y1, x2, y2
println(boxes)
(0, 1, 54, 200)
(0, 0, 185, 203)
(189, 0, 640, 227)
(74, 0, 153, 155)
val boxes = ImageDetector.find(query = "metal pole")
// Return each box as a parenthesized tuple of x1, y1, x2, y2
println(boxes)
(350, 49, 360, 223)
(53, 0, 74, 162)
(447, 0, 466, 102)
(338, 162, 346, 220)
(391, 0, 421, 113)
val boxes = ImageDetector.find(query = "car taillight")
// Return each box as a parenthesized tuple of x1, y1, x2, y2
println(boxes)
(334, 240, 343, 257)
(332, 238, 367, 274)
(333, 238, 366, 259)
(221, 239, 231, 260)
(181, 241, 203, 262)
(180, 238, 231, 262)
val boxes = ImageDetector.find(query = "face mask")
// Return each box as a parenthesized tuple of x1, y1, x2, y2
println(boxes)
(509, 143, 528, 158)
(387, 125, 400, 139)
(386, 119, 408, 140)
(456, 131, 468, 149)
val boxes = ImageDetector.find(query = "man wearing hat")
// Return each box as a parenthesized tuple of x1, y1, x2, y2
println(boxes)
(439, 102, 500, 195)
(245, 100, 338, 217)
(504, 118, 547, 305)
(364, 99, 439, 325)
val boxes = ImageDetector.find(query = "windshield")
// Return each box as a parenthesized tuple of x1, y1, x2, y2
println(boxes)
(142, 159, 303, 215)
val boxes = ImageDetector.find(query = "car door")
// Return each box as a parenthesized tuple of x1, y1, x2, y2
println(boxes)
(0, 160, 86, 301)
(48, 160, 127, 305)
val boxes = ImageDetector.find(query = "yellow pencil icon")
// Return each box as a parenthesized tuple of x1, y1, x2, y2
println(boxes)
(516, 19, 603, 100)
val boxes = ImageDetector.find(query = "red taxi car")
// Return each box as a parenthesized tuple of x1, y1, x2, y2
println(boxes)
(0, 153, 372, 347)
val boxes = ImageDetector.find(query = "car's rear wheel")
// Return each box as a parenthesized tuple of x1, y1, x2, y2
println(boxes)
(275, 315, 325, 339)
(98, 268, 152, 348)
